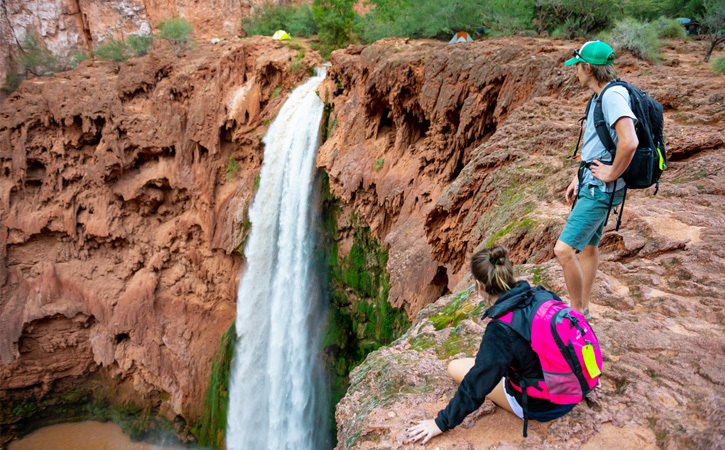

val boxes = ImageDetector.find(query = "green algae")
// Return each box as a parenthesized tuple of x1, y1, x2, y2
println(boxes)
(192, 322, 237, 449)
(318, 171, 410, 440)
(1, 384, 177, 448)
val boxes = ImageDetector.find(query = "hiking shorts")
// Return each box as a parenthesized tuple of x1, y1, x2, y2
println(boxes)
(559, 186, 625, 252)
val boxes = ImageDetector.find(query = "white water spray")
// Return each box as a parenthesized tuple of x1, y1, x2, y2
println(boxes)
(226, 70, 329, 449)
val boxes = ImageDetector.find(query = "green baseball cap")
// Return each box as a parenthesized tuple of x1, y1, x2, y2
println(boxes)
(565, 41, 615, 66)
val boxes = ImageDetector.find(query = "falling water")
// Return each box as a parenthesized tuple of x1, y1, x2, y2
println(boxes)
(225, 69, 329, 449)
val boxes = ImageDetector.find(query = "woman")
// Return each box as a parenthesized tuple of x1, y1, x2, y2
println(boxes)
(406, 246, 578, 445)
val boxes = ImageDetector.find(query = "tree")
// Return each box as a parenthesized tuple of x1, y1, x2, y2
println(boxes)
(312, 0, 359, 57)
(700, 0, 725, 62)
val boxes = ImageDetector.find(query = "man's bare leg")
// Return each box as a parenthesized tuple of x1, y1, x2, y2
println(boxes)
(578, 245, 599, 314)
(554, 239, 585, 311)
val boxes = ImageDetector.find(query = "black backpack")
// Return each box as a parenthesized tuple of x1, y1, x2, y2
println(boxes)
(570, 79, 667, 230)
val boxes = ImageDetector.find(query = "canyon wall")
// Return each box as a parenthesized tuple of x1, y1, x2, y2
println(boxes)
(318, 38, 725, 448)
(0, 35, 321, 442)
(0, 0, 292, 85)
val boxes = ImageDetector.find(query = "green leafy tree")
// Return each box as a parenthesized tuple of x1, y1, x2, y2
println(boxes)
(312, 0, 359, 57)
(363, 0, 487, 41)
(483, 0, 535, 35)
(242, 2, 319, 37)
(699, 0, 725, 62)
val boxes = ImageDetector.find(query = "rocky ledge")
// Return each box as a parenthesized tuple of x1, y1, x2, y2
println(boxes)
(323, 37, 725, 448)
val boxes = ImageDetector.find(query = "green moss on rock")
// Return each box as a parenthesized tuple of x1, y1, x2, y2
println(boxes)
(192, 322, 237, 449)
(319, 171, 411, 437)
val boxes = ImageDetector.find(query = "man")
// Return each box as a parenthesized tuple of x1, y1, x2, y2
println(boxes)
(554, 41, 639, 318)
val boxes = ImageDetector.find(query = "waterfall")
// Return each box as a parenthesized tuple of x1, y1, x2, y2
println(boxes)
(226, 69, 329, 450)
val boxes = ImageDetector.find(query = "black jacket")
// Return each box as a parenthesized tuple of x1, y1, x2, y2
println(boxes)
(434, 281, 556, 432)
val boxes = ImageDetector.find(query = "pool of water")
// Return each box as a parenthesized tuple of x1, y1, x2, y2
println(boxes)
(8, 421, 183, 450)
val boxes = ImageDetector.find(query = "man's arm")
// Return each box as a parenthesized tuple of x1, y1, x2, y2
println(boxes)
(590, 116, 638, 183)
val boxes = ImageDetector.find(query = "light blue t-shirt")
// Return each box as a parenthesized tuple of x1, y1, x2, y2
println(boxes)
(580, 83, 637, 193)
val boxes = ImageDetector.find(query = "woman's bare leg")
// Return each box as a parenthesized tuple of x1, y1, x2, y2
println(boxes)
(447, 358, 475, 383)
(447, 360, 516, 415)
(485, 379, 516, 415)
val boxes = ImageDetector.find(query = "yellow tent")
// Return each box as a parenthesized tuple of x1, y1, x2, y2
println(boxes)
(273, 30, 291, 40)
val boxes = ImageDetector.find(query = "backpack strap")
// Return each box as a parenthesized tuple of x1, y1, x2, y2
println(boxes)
(568, 94, 595, 160)
(592, 79, 627, 157)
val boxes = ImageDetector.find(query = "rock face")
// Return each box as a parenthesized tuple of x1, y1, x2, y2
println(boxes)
(0, 35, 322, 437)
(320, 38, 725, 447)
(0, 0, 285, 85)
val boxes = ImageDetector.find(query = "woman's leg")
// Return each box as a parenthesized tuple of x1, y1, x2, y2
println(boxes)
(447, 358, 475, 383)
(447, 360, 517, 416)
(485, 379, 517, 415)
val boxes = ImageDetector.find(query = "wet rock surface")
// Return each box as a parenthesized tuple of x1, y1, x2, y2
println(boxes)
(0, 35, 322, 440)
(323, 37, 725, 448)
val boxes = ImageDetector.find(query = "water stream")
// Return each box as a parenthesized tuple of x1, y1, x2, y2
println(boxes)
(225, 69, 329, 449)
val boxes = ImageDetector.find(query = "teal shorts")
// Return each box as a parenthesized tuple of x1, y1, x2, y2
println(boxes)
(559, 186, 625, 251)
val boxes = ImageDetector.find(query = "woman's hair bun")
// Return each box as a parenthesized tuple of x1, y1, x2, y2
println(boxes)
(489, 246, 508, 261)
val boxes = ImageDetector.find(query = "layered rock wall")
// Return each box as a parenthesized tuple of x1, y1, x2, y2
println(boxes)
(0, 35, 321, 439)
(321, 38, 725, 448)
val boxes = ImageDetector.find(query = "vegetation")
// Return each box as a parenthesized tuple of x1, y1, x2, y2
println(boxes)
(17, 32, 59, 76)
(192, 323, 237, 449)
(699, 0, 725, 62)
(69, 51, 90, 68)
(157, 17, 194, 54)
(242, 2, 319, 37)
(319, 172, 410, 438)
(238, 0, 709, 58)
(95, 38, 131, 62)
(1, 385, 176, 445)
(312, 0, 359, 57)
(712, 56, 725, 75)
(226, 156, 240, 180)
(2, 73, 23, 93)
(656, 16, 688, 39)
(606, 17, 662, 62)
(127, 33, 154, 56)
(361, 0, 487, 42)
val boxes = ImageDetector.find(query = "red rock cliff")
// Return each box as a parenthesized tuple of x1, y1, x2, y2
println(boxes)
(0, 36, 321, 433)
(318, 37, 725, 448)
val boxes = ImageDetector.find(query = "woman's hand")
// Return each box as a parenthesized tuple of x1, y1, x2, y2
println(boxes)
(406, 420, 443, 445)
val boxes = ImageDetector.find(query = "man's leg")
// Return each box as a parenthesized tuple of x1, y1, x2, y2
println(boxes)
(554, 239, 584, 311)
(579, 244, 599, 313)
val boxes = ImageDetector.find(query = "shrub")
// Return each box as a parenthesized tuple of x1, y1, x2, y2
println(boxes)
(607, 18, 661, 62)
(157, 17, 194, 53)
(656, 16, 687, 39)
(2, 73, 23, 93)
(94, 38, 129, 62)
(69, 51, 89, 68)
(712, 56, 725, 75)
(242, 2, 318, 38)
(17, 32, 59, 75)
(127, 33, 154, 56)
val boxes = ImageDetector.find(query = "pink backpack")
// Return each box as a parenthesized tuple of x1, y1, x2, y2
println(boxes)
(486, 284, 602, 436)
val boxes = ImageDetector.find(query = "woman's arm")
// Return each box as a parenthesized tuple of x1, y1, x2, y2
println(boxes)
(406, 323, 515, 444)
